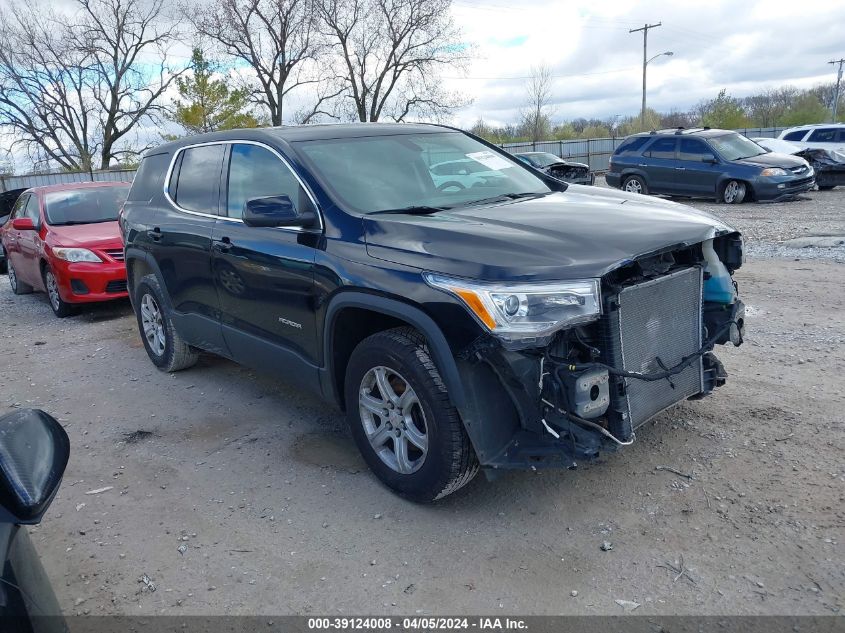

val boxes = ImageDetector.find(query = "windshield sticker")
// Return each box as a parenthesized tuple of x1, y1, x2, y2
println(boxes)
(466, 151, 513, 170)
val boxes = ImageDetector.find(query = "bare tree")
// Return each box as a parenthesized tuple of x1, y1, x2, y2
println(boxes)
(316, 0, 469, 122)
(0, 4, 97, 171)
(77, 0, 183, 168)
(521, 64, 553, 142)
(0, 0, 182, 171)
(188, 0, 328, 126)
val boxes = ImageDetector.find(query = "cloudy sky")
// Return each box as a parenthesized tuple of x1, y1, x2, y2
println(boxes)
(445, 0, 845, 127)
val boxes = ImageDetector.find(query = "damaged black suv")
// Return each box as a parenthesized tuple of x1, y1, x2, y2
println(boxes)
(121, 124, 745, 502)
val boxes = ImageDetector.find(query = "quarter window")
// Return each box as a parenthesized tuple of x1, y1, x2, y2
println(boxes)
(783, 130, 807, 142)
(644, 138, 677, 159)
(614, 136, 650, 155)
(171, 144, 225, 213)
(226, 144, 304, 219)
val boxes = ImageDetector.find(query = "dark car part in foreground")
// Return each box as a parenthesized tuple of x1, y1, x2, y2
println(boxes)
(515, 152, 595, 185)
(122, 124, 745, 502)
(0, 409, 69, 632)
(795, 148, 845, 190)
(607, 127, 814, 203)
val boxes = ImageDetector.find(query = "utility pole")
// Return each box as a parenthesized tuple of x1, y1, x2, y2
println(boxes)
(829, 58, 845, 122)
(630, 22, 661, 129)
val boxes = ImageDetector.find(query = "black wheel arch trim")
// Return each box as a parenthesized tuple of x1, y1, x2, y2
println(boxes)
(124, 248, 172, 311)
(321, 291, 467, 410)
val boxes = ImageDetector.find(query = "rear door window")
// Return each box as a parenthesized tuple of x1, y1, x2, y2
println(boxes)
(9, 194, 29, 219)
(808, 128, 838, 143)
(171, 144, 225, 214)
(24, 195, 40, 224)
(644, 137, 677, 159)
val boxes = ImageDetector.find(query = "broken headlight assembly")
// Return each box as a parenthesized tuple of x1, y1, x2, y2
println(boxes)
(423, 273, 601, 349)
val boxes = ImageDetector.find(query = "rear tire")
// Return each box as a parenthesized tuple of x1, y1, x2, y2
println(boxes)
(344, 327, 479, 502)
(721, 180, 746, 204)
(817, 185, 835, 191)
(622, 175, 648, 195)
(7, 260, 33, 295)
(134, 274, 199, 372)
(43, 267, 75, 318)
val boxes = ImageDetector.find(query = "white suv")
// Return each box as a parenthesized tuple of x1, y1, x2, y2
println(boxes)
(778, 124, 845, 151)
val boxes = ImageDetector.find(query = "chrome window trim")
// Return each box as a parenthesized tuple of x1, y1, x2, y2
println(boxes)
(162, 139, 324, 233)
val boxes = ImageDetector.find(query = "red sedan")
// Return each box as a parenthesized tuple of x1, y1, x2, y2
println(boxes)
(0, 182, 131, 317)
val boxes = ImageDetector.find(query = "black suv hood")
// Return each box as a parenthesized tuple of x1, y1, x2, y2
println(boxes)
(364, 186, 736, 281)
(735, 152, 806, 169)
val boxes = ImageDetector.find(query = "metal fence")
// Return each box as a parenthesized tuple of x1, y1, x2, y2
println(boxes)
(0, 126, 793, 192)
(0, 168, 135, 193)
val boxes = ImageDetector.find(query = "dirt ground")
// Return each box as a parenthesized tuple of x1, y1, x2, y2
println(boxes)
(1, 186, 843, 616)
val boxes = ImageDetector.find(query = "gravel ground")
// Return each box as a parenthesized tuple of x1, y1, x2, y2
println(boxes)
(1, 185, 843, 617)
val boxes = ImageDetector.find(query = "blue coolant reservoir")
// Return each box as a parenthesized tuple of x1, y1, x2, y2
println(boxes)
(702, 239, 736, 304)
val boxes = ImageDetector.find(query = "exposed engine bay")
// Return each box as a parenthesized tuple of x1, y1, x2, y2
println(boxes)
(456, 233, 745, 471)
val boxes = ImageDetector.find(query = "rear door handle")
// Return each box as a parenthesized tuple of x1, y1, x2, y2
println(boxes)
(675, 167, 686, 171)
(147, 227, 162, 242)
(213, 237, 232, 253)
(637, 163, 648, 167)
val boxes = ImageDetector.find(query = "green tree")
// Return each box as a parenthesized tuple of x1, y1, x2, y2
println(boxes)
(779, 93, 829, 127)
(169, 48, 259, 135)
(699, 89, 749, 129)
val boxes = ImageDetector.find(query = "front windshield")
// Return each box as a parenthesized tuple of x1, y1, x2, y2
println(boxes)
(530, 153, 564, 168)
(709, 134, 766, 161)
(294, 131, 551, 213)
(45, 185, 130, 226)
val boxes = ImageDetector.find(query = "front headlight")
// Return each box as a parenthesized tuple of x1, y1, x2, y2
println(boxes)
(424, 272, 601, 347)
(52, 247, 102, 263)
(761, 167, 788, 177)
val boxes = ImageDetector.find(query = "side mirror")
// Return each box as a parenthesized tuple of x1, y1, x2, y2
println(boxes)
(0, 409, 69, 525)
(702, 155, 718, 164)
(242, 195, 316, 229)
(11, 218, 36, 231)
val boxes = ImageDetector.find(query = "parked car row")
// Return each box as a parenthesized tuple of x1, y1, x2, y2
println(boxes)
(754, 136, 845, 191)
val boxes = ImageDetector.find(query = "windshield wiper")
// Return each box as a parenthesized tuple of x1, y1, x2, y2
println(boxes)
(460, 191, 551, 208)
(369, 205, 450, 216)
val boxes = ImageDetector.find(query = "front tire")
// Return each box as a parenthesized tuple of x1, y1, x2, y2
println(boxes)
(622, 175, 648, 195)
(721, 180, 746, 204)
(344, 327, 479, 502)
(43, 267, 75, 318)
(7, 260, 33, 295)
(134, 274, 199, 372)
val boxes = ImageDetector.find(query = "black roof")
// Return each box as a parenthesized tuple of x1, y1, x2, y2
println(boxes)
(151, 122, 453, 154)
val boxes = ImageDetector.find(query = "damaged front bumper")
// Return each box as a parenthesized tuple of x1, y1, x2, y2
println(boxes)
(453, 242, 745, 473)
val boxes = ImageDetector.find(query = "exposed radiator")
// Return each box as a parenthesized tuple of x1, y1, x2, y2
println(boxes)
(604, 267, 704, 431)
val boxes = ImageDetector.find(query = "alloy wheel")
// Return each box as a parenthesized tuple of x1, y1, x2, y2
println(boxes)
(358, 366, 429, 474)
(7, 262, 17, 291)
(140, 293, 166, 356)
(45, 271, 60, 311)
(624, 178, 643, 194)
(724, 181, 740, 203)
